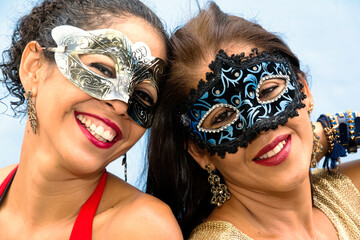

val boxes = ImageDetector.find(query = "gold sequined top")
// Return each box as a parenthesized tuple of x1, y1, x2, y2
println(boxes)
(189, 169, 360, 240)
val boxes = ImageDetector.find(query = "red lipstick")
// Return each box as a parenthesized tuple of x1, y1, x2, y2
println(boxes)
(75, 112, 123, 149)
(253, 134, 291, 166)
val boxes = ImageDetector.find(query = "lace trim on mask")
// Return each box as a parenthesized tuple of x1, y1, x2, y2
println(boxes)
(175, 49, 306, 157)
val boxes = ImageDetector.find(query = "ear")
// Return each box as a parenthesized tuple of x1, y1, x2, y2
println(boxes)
(298, 74, 313, 112)
(19, 41, 43, 97)
(187, 139, 215, 170)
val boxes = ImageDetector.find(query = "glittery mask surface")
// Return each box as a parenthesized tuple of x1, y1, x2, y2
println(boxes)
(178, 49, 306, 157)
(51, 25, 165, 128)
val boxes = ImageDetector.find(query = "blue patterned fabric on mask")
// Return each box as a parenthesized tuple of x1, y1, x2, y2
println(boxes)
(177, 49, 306, 157)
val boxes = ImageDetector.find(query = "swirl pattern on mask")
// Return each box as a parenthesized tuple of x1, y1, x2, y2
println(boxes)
(177, 49, 306, 157)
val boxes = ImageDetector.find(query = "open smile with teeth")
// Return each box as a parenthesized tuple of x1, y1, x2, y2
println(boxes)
(257, 139, 287, 160)
(76, 114, 116, 143)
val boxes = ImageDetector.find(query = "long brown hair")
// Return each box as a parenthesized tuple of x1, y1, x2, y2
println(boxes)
(146, 2, 303, 238)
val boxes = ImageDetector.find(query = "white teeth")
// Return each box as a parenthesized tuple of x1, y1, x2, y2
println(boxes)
(95, 126, 104, 135)
(90, 124, 97, 131)
(258, 139, 286, 159)
(103, 130, 110, 140)
(76, 114, 117, 143)
(85, 119, 91, 127)
(108, 133, 115, 142)
(273, 145, 281, 154)
(78, 115, 84, 121)
(102, 130, 115, 142)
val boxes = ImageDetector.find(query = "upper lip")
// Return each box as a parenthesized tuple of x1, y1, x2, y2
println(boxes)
(75, 111, 123, 141)
(253, 134, 289, 160)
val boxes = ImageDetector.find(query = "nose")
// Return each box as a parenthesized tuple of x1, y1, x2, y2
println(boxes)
(103, 99, 129, 118)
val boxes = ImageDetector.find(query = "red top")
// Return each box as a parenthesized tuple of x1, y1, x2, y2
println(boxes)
(0, 166, 108, 240)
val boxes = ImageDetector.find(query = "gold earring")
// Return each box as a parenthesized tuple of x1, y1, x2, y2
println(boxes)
(311, 123, 323, 168)
(308, 102, 314, 115)
(24, 90, 38, 134)
(206, 165, 231, 207)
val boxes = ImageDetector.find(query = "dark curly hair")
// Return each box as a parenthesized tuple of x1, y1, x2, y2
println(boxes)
(0, 0, 168, 117)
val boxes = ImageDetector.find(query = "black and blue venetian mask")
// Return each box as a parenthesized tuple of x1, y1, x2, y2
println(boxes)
(177, 49, 306, 157)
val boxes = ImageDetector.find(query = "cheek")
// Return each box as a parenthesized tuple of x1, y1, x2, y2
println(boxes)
(127, 123, 146, 145)
(35, 73, 90, 125)
(296, 108, 313, 140)
(289, 109, 314, 159)
(214, 149, 248, 180)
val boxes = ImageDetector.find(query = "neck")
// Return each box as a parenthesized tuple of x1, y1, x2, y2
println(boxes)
(210, 176, 317, 238)
(4, 132, 104, 227)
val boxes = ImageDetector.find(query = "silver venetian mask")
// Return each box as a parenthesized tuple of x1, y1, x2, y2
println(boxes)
(48, 25, 165, 128)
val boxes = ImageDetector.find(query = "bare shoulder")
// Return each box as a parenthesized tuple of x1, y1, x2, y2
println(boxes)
(105, 191, 182, 239)
(0, 164, 18, 183)
(94, 174, 182, 239)
(339, 159, 360, 190)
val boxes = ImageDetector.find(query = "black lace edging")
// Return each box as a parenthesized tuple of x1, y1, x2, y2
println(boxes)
(175, 49, 297, 122)
(174, 49, 305, 157)
(187, 92, 306, 158)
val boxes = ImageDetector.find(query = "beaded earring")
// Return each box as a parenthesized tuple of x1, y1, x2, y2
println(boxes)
(206, 165, 231, 207)
(311, 123, 323, 168)
(24, 90, 38, 134)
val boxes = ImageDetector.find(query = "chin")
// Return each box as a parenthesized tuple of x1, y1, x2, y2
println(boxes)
(280, 167, 311, 192)
(60, 150, 113, 176)
(258, 161, 311, 193)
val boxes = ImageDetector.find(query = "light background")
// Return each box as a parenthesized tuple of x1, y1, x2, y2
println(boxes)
(0, 0, 359, 189)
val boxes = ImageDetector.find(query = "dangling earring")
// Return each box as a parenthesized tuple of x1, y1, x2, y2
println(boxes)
(122, 154, 127, 182)
(308, 102, 314, 115)
(311, 123, 323, 168)
(24, 90, 37, 134)
(206, 165, 230, 207)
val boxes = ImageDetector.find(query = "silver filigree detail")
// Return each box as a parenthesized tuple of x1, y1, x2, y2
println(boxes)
(51, 25, 165, 103)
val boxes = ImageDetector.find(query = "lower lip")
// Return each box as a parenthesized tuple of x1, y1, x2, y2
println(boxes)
(75, 113, 120, 149)
(253, 135, 292, 166)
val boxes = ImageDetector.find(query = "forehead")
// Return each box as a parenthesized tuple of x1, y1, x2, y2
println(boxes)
(195, 43, 257, 88)
(107, 16, 167, 61)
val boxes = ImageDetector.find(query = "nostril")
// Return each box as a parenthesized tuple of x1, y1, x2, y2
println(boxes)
(103, 100, 128, 117)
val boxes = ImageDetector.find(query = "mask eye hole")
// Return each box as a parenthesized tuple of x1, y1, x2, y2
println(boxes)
(78, 54, 116, 79)
(256, 75, 289, 104)
(197, 104, 240, 133)
(132, 81, 158, 107)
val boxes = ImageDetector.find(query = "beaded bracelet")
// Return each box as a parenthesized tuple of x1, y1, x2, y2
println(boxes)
(316, 113, 346, 169)
(335, 110, 360, 153)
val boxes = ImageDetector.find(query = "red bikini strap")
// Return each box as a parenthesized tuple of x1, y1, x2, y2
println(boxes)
(69, 170, 108, 240)
(0, 165, 18, 197)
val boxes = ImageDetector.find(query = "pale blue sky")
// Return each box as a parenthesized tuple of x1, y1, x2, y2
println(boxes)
(1, 0, 359, 188)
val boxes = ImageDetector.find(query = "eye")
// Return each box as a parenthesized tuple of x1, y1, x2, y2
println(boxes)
(211, 108, 236, 125)
(134, 89, 154, 106)
(132, 81, 158, 107)
(257, 77, 287, 103)
(199, 105, 239, 131)
(258, 84, 279, 99)
(78, 54, 116, 78)
(89, 63, 115, 78)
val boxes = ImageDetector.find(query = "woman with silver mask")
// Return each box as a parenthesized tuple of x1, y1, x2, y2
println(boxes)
(0, 0, 182, 239)
(147, 2, 360, 239)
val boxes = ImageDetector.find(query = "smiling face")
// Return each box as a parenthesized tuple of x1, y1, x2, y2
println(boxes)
(25, 16, 167, 174)
(185, 45, 314, 192)
(181, 48, 307, 156)
(51, 24, 165, 128)
(209, 109, 314, 193)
